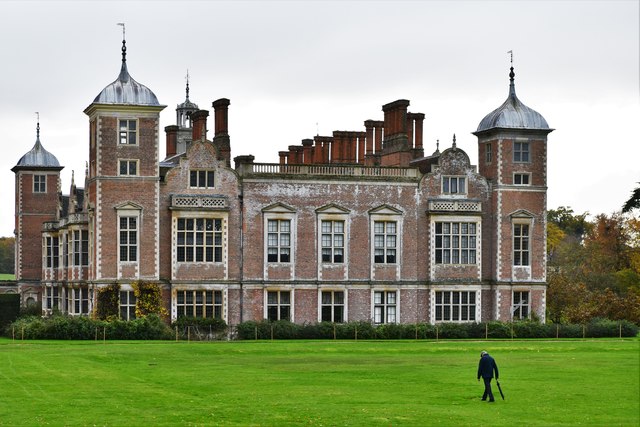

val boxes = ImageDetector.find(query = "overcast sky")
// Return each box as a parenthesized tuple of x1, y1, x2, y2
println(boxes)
(1, 0, 638, 237)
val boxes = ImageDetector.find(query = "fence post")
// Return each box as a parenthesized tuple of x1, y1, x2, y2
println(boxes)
(355, 324, 358, 341)
(95, 327, 98, 341)
(582, 324, 586, 339)
(436, 325, 439, 341)
(12, 326, 15, 341)
(415, 324, 418, 340)
(175, 326, 178, 342)
(21, 326, 24, 340)
(270, 324, 274, 341)
(254, 325, 258, 341)
(485, 323, 488, 340)
(188, 326, 191, 342)
(333, 323, 336, 340)
(619, 322, 622, 339)
(103, 326, 106, 343)
(556, 324, 559, 339)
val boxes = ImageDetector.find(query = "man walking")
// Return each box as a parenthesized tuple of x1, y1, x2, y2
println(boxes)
(477, 350, 499, 402)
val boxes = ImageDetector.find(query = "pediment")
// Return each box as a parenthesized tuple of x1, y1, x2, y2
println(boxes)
(368, 204, 403, 215)
(262, 202, 296, 213)
(509, 209, 534, 219)
(114, 201, 143, 211)
(316, 203, 350, 214)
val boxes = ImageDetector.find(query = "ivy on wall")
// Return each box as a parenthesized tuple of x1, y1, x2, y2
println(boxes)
(95, 283, 120, 320)
(132, 281, 168, 319)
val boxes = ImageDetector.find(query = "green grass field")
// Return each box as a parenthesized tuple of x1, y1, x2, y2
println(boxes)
(0, 273, 15, 280)
(0, 339, 637, 426)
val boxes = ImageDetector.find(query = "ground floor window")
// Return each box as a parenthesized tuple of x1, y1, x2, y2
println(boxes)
(512, 291, 530, 320)
(66, 287, 90, 315)
(373, 290, 397, 324)
(321, 290, 345, 323)
(176, 290, 223, 319)
(435, 290, 476, 322)
(45, 286, 61, 311)
(267, 290, 291, 321)
(120, 290, 137, 321)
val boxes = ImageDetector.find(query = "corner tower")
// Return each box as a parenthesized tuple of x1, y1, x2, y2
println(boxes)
(12, 119, 63, 283)
(473, 65, 553, 322)
(83, 28, 166, 283)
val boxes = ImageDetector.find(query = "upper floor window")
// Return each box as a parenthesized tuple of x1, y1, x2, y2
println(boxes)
(33, 174, 46, 193)
(321, 220, 344, 263)
(321, 290, 345, 323)
(513, 291, 530, 320)
(190, 170, 215, 188)
(119, 119, 137, 145)
(373, 290, 397, 324)
(267, 290, 291, 321)
(485, 143, 492, 163)
(72, 230, 89, 266)
(514, 173, 530, 186)
(119, 159, 138, 176)
(267, 219, 291, 263)
(176, 218, 222, 263)
(374, 221, 396, 264)
(442, 176, 466, 194)
(435, 290, 476, 322)
(514, 142, 530, 162)
(435, 222, 477, 264)
(513, 223, 530, 266)
(119, 216, 138, 262)
(176, 290, 223, 319)
(45, 236, 59, 268)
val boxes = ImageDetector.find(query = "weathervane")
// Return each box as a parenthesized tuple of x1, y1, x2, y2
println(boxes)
(507, 50, 513, 66)
(117, 22, 126, 62)
(35, 112, 40, 139)
(186, 70, 190, 100)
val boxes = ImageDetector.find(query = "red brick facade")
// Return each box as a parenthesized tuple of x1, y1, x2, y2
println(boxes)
(12, 55, 550, 327)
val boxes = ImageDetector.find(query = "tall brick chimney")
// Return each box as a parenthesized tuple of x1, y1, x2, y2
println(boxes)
(191, 110, 209, 142)
(212, 98, 231, 167)
(165, 125, 179, 158)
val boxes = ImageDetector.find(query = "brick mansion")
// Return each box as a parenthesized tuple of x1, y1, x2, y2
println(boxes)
(11, 37, 552, 326)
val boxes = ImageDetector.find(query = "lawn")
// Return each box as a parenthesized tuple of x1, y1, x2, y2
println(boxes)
(0, 339, 637, 426)
(0, 273, 14, 280)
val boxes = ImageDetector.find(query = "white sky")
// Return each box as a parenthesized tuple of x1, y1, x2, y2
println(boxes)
(1, 0, 638, 237)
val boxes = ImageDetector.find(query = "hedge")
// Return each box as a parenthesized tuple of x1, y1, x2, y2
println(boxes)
(234, 319, 639, 340)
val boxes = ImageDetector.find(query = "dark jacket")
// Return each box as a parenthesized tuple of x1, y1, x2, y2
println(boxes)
(477, 354, 499, 380)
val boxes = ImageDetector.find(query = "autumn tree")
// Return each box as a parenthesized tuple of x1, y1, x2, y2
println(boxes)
(0, 237, 15, 274)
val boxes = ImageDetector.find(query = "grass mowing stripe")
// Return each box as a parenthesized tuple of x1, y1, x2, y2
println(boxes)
(0, 339, 637, 426)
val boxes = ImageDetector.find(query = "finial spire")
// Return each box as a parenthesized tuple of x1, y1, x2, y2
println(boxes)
(117, 23, 126, 63)
(507, 50, 516, 97)
(452, 133, 457, 149)
(35, 112, 40, 139)
(185, 70, 190, 101)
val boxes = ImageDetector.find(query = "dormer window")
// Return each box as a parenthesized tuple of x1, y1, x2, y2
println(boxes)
(442, 176, 466, 194)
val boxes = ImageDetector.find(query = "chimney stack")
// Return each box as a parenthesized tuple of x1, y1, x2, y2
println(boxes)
(191, 110, 209, 142)
(212, 98, 231, 167)
(165, 125, 179, 158)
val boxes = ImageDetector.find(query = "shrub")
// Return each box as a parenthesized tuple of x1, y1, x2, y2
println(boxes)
(172, 317, 228, 340)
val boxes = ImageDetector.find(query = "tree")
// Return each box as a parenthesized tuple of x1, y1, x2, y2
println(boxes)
(0, 237, 15, 274)
(622, 183, 640, 213)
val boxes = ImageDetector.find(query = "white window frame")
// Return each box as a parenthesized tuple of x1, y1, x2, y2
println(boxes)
(513, 222, 531, 266)
(265, 289, 293, 321)
(512, 290, 530, 320)
(67, 286, 90, 316)
(72, 230, 89, 266)
(373, 290, 398, 324)
(321, 220, 345, 264)
(513, 173, 531, 186)
(434, 221, 478, 265)
(442, 176, 467, 195)
(45, 235, 59, 269)
(513, 141, 530, 163)
(44, 284, 62, 312)
(116, 205, 142, 265)
(33, 174, 46, 193)
(189, 169, 215, 188)
(118, 119, 138, 145)
(118, 159, 139, 176)
(176, 217, 224, 263)
(120, 287, 137, 321)
(434, 290, 477, 323)
(319, 289, 346, 323)
(373, 221, 397, 264)
(175, 289, 223, 319)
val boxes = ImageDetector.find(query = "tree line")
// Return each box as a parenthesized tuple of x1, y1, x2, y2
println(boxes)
(0, 237, 14, 275)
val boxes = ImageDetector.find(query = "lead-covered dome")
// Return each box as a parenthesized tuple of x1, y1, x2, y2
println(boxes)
(92, 39, 160, 106)
(13, 123, 61, 171)
(476, 67, 549, 133)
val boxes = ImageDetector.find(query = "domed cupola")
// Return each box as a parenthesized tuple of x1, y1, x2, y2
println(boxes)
(476, 67, 550, 133)
(176, 71, 199, 128)
(12, 120, 61, 171)
(92, 30, 160, 106)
